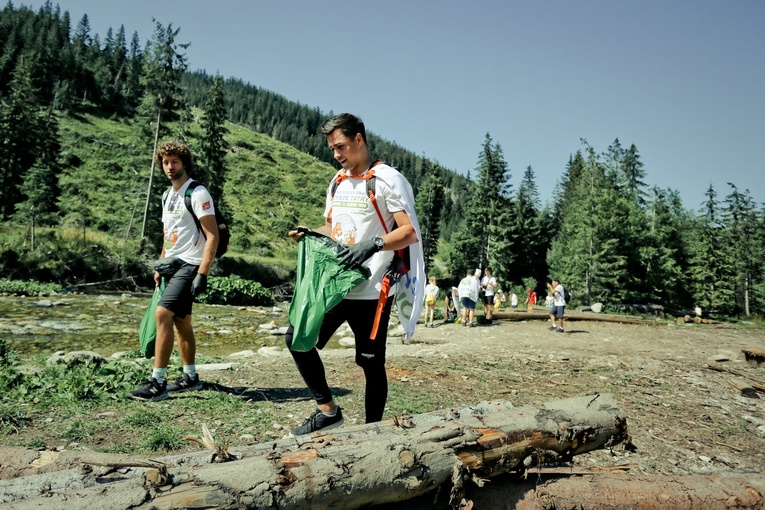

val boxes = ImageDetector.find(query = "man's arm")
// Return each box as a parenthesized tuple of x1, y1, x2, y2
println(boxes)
(378, 210, 418, 250)
(197, 215, 219, 276)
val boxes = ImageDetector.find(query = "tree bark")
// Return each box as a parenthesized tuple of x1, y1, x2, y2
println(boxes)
(464, 471, 765, 509)
(0, 394, 628, 509)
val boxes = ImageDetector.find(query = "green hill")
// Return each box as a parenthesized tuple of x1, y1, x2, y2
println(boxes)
(1, 109, 339, 289)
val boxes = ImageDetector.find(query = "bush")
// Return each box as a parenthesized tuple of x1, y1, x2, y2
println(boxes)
(0, 278, 63, 296)
(195, 275, 274, 306)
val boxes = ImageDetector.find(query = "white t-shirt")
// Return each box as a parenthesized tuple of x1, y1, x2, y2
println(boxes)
(481, 275, 497, 297)
(553, 284, 566, 306)
(162, 179, 216, 265)
(511, 293, 518, 306)
(424, 283, 439, 305)
(324, 166, 405, 300)
(458, 276, 479, 302)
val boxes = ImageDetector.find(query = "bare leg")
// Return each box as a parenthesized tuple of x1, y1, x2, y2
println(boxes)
(154, 306, 176, 369)
(173, 313, 196, 366)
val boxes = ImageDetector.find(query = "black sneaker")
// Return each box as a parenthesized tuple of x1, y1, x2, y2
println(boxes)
(167, 373, 203, 393)
(289, 408, 345, 437)
(128, 378, 168, 402)
(556, 328, 565, 333)
(548, 325, 557, 331)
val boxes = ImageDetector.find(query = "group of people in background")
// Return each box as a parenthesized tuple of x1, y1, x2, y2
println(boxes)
(423, 271, 568, 333)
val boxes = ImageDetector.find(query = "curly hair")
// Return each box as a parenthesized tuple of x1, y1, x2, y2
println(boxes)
(155, 140, 193, 172)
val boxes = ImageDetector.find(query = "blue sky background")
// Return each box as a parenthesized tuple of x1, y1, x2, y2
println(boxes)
(19, 1, 765, 210)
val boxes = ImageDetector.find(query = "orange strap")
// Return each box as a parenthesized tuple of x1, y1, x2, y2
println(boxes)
(369, 273, 392, 340)
(329, 163, 398, 341)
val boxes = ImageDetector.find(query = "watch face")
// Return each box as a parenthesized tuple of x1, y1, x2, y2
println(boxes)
(375, 237, 384, 250)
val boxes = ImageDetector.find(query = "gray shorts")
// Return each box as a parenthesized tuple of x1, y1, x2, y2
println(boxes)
(158, 262, 199, 319)
(551, 305, 565, 318)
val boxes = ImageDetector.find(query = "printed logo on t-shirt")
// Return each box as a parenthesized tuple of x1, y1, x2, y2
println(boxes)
(202, 201, 211, 210)
(164, 228, 179, 249)
(332, 214, 357, 245)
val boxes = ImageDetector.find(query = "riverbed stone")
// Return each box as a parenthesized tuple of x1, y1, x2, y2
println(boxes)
(229, 350, 256, 358)
(47, 350, 108, 367)
(338, 337, 355, 348)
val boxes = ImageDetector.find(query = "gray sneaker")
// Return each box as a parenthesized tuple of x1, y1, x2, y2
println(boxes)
(167, 373, 203, 393)
(128, 377, 168, 402)
(290, 408, 345, 436)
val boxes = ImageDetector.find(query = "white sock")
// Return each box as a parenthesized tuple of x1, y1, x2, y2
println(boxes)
(152, 367, 167, 384)
(322, 407, 338, 417)
(183, 364, 197, 379)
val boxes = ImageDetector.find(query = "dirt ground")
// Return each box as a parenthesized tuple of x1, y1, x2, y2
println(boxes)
(4, 305, 765, 507)
(195, 311, 765, 477)
(397, 315, 765, 476)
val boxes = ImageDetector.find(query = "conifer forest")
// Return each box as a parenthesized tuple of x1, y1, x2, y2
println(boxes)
(1, 2, 764, 318)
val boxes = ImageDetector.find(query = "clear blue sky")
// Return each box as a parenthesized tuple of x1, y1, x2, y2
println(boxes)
(21, 0, 765, 210)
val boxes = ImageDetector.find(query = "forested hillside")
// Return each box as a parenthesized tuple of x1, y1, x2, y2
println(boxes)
(2, 2, 764, 317)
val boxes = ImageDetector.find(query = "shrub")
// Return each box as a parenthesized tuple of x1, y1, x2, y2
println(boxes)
(195, 275, 274, 306)
(0, 278, 62, 296)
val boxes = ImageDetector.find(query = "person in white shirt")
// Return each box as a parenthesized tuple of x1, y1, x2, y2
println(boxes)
(458, 268, 481, 327)
(547, 278, 567, 333)
(424, 276, 440, 327)
(128, 141, 220, 402)
(286, 113, 422, 436)
(480, 267, 498, 320)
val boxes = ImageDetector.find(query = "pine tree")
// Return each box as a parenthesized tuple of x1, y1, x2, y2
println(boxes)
(643, 187, 692, 307)
(138, 20, 189, 140)
(509, 166, 548, 291)
(200, 74, 229, 202)
(446, 134, 510, 278)
(688, 185, 735, 313)
(414, 162, 444, 274)
(723, 183, 761, 317)
(138, 20, 189, 244)
(0, 57, 45, 219)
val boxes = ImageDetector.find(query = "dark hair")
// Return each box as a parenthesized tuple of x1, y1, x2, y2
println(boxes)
(321, 113, 366, 144)
(156, 140, 193, 172)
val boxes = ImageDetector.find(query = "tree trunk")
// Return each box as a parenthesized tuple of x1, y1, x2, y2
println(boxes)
(0, 394, 628, 509)
(465, 471, 765, 509)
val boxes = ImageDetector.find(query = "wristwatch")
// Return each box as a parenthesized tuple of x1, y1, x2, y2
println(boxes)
(373, 236, 385, 251)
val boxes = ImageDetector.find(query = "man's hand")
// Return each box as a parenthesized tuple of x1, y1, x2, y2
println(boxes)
(191, 273, 208, 296)
(337, 238, 378, 270)
(289, 226, 311, 242)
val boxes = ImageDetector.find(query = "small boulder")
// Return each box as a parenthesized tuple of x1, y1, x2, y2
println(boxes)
(48, 350, 108, 367)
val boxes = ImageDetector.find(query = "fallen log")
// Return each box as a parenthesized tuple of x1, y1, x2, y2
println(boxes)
(0, 394, 628, 509)
(463, 471, 765, 509)
(704, 364, 765, 394)
(493, 310, 663, 326)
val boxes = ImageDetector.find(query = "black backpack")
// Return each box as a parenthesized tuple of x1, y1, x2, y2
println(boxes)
(563, 287, 571, 303)
(164, 181, 230, 258)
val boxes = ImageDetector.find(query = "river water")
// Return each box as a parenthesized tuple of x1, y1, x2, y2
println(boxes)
(0, 293, 295, 358)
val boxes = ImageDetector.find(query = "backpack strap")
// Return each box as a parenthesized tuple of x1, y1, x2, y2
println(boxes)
(183, 181, 206, 243)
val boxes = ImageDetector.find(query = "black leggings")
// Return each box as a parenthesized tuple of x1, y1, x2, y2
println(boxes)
(285, 297, 393, 423)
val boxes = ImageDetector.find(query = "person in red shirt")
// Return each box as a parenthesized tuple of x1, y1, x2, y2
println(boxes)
(525, 287, 537, 312)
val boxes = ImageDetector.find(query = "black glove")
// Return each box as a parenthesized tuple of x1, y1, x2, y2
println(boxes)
(190, 273, 208, 296)
(337, 238, 378, 270)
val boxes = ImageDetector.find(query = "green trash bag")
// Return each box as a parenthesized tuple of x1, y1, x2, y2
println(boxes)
(139, 279, 165, 358)
(288, 232, 370, 352)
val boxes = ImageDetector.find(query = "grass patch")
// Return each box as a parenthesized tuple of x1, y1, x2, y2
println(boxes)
(142, 424, 185, 452)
